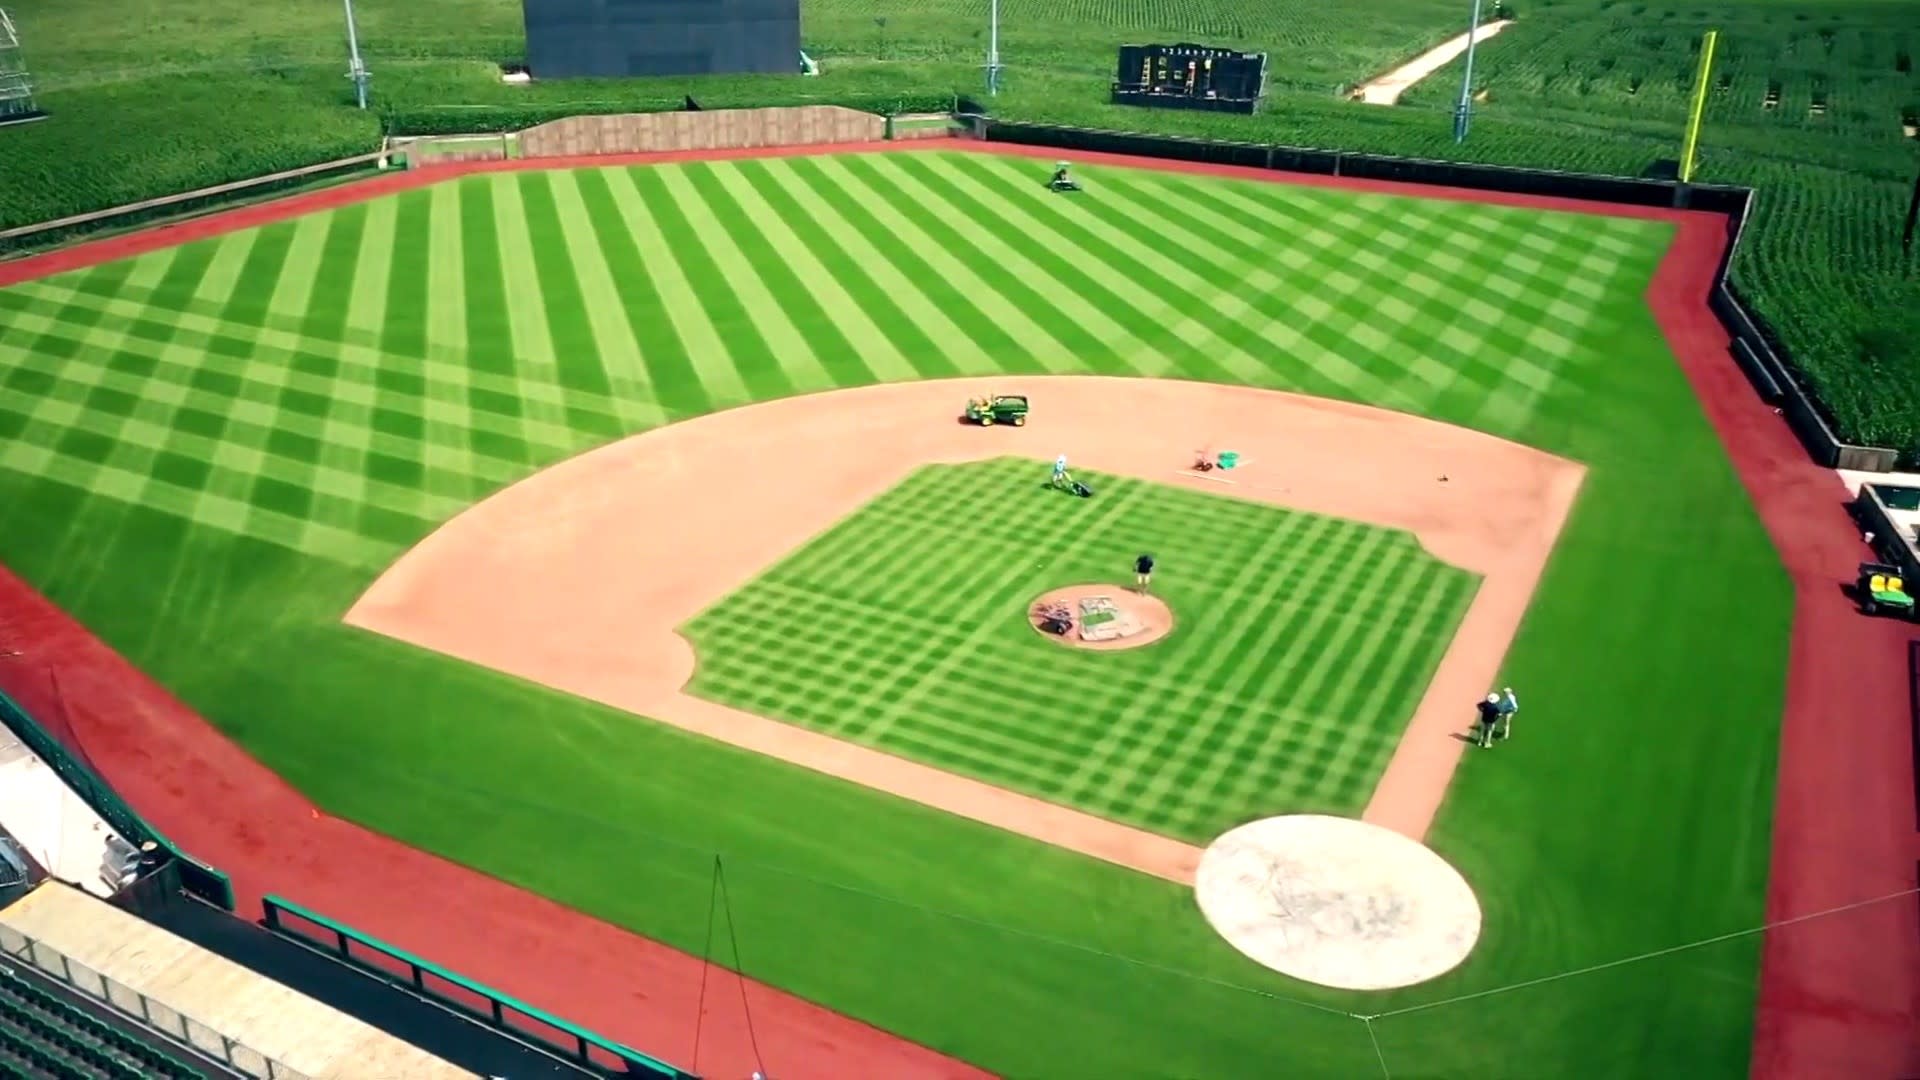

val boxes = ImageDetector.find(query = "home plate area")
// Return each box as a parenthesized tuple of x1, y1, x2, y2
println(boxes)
(1193, 815, 1483, 991)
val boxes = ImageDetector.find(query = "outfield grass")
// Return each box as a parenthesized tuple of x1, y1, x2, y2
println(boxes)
(0, 151, 1789, 1077)
(686, 458, 1480, 840)
(4, 0, 1916, 455)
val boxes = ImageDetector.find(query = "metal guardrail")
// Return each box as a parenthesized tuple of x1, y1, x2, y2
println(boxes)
(263, 895, 698, 1079)
(0, 921, 312, 1080)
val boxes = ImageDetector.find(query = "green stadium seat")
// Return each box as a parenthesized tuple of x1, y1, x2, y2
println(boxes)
(0, 968, 205, 1079)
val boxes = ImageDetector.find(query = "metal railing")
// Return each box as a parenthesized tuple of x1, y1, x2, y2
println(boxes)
(264, 894, 698, 1078)
(0, 921, 312, 1080)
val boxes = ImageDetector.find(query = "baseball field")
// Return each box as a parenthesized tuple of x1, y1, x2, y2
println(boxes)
(0, 144, 1798, 1076)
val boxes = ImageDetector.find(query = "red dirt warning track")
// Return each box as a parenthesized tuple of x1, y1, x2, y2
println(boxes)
(1646, 215, 1920, 1080)
(0, 140, 1913, 1079)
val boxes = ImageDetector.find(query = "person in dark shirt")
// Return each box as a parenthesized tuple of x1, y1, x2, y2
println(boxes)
(1475, 693, 1503, 748)
(1134, 553, 1155, 593)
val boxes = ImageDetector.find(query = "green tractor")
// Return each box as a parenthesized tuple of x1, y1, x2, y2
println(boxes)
(965, 394, 1029, 427)
(1855, 562, 1917, 620)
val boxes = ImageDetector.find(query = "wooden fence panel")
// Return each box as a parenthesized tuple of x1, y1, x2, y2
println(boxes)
(519, 106, 883, 158)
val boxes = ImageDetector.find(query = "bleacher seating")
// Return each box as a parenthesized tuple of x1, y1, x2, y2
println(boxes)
(0, 966, 208, 1080)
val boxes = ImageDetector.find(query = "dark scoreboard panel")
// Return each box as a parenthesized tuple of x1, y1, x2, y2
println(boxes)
(1112, 43, 1267, 114)
(523, 0, 800, 79)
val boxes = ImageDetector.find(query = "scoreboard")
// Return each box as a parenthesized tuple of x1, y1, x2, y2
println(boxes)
(1112, 43, 1267, 114)
(522, 0, 800, 79)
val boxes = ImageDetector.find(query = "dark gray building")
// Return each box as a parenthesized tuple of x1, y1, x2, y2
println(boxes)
(522, 0, 801, 78)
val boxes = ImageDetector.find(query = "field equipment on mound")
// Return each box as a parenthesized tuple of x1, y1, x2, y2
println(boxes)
(965, 394, 1029, 426)
(1033, 600, 1074, 636)
(1855, 562, 1918, 619)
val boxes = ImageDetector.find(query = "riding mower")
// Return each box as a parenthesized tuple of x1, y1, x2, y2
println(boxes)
(965, 394, 1029, 426)
(1854, 562, 1918, 620)
(1049, 162, 1082, 193)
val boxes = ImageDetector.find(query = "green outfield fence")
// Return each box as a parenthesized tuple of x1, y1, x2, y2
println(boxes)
(261, 895, 697, 1079)
(0, 688, 234, 910)
(960, 112, 1902, 472)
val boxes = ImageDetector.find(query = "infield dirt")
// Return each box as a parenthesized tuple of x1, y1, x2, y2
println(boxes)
(348, 376, 1582, 880)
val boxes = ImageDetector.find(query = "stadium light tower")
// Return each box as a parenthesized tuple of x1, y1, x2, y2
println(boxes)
(1451, 0, 1484, 142)
(0, 7, 41, 126)
(986, 0, 1003, 95)
(342, 0, 370, 110)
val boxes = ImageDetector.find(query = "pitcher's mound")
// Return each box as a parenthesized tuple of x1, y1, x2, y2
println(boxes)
(1194, 815, 1481, 990)
(1028, 584, 1173, 650)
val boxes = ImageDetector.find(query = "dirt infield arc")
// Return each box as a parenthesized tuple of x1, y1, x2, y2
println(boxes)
(0, 140, 1910, 1078)
(346, 375, 1584, 878)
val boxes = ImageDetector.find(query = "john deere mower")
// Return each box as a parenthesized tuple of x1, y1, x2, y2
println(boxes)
(1855, 562, 1918, 620)
(965, 394, 1029, 426)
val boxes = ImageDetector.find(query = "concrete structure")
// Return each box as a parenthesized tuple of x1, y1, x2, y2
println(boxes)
(0, 881, 475, 1080)
(0, 727, 128, 898)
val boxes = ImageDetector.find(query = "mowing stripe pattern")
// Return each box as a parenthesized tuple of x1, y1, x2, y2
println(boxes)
(0, 152, 1655, 574)
(683, 459, 1481, 842)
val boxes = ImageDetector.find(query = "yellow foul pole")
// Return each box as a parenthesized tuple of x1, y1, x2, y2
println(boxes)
(1680, 30, 1719, 183)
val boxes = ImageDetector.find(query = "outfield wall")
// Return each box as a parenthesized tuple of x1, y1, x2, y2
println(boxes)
(964, 115, 1902, 473)
(520, 105, 884, 158)
(1708, 197, 1898, 472)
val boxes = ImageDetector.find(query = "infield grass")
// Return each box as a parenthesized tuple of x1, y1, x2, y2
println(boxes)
(0, 150, 1789, 1078)
(686, 458, 1479, 840)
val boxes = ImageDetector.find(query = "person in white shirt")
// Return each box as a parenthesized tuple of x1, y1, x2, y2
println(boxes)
(1494, 686, 1518, 741)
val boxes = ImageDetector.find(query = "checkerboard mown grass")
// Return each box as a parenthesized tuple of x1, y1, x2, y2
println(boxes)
(684, 458, 1481, 842)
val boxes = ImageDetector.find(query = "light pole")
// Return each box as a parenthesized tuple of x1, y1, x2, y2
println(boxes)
(986, 0, 1002, 95)
(1451, 0, 1484, 143)
(342, 0, 370, 110)
(1902, 162, 1919, 257)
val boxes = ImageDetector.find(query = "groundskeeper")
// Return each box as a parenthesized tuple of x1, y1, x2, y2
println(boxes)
(1047, 454, 1093, 497)
(1495, 686, 1518, 741)
(1475, 694, 1502, 748)
(1135, 553, 1155, 593)
(1475, 687, 1518, 747)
